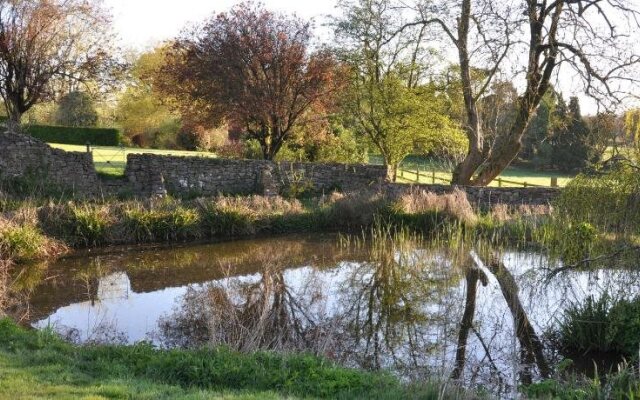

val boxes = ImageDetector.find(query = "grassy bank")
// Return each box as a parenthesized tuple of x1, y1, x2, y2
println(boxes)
(0, 190, 546, 266)
(0, 319, 472, 400)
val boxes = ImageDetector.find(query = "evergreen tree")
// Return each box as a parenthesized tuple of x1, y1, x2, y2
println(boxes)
(550, 96, 593, 172)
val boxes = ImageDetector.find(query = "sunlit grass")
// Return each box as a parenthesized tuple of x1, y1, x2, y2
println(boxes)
(395, 167, 573, 187)
(48, 143, 217, 177)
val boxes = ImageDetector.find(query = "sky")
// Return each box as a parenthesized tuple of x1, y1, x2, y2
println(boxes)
(104, 0, 338, 50)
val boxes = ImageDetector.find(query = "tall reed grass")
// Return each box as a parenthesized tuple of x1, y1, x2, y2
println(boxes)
(1, 190, 554, 264)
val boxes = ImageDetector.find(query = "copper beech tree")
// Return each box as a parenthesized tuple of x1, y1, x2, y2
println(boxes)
(0, 0, 117, 126)
(162, 2, 342, 160)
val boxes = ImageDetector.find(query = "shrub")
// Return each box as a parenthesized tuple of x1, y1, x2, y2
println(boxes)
(537, 220, 597, 265)
(25, 124, 122, 146)
(555, 165, 640, 235)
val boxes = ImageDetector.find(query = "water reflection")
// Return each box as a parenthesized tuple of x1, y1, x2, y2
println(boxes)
(11, 233, 640, 394)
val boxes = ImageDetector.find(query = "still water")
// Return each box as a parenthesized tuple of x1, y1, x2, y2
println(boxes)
(15, 234, 640, 394)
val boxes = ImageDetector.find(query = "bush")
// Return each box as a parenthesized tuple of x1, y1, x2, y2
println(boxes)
(25, 124, 122, 146)
(555, 164, 640, 235)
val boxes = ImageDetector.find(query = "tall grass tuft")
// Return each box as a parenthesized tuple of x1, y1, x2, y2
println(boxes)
(557, 294, 640, 357)
(320, 191, 390, 230)
(0, 219, 67, 263)
(395, 188, 477, 225)
(38, 203, 111, 247)
(121, 200, 201, 243)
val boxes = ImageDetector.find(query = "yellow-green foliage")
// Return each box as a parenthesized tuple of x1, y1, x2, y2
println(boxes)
(556, 165, 640, 235)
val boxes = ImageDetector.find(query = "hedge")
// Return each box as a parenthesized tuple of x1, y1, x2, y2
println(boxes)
(24, 124, 122, 146)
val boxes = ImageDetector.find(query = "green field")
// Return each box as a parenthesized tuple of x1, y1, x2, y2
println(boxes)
(386, 156, 574, 187)
(396, 165, 573, 187)
(50, 143, 574, 187)
(49, 143, 217, 177)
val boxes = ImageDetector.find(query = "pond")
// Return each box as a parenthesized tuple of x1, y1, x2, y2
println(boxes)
(14, 233, 640, 396)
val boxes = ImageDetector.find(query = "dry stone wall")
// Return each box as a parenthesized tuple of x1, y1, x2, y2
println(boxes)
(0, 131, 561, 207)
(0, 132, 99, 196)
(124, 154, 388, 197)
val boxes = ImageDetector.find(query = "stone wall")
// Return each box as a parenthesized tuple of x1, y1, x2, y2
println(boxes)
(0, 131, 562, 207)
(0, 132, 100, 196)
(124, 154, 387, 197)
(384, 183, 560, 210)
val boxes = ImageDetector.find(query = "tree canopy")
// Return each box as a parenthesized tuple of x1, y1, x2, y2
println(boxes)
(0, 0, 118, 126)
(161, 2, 342, 160)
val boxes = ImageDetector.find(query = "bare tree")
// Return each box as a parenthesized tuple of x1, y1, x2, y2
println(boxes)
(404, 0, 640, 185)
(0, 0, 116, 127)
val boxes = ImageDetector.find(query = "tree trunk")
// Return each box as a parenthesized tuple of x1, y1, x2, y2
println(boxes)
(451, 0, 484, 186)
(6, 106, 22, 132)
(471, 106, 533, 186)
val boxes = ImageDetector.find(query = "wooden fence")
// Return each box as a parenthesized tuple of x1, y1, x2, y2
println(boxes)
(398, 165, 560, 188)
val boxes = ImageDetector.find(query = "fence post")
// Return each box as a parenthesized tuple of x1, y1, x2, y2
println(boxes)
(432, 170, 436, 184)
(551, 177, 558, 187)
(416, 166, 420, 182)
(497, 178, 502, 187)
(524, 182, 528, 188)
(86, 141, 91, 154)
(400, 169, 404, 178)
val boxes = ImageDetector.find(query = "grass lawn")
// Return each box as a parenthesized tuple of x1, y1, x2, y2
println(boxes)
(395, 166, 573, 187)
(0, 319, 461, 400)
(371, 155, 574, 187)
(48, 143, 217, 177)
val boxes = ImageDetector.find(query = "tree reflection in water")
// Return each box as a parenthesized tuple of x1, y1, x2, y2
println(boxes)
(156, 242, 338, 353)
(21, 233, 640, 395)
(156, 230, 468, 380)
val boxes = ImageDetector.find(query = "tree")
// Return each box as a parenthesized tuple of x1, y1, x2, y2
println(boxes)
(549, 96, 593, 172)
(521, 90, 556, 165)
(55, 91, 98, 127)
(116, 47, 180, 147)
(335, 0, 466, 181)
(624, 109, 640, 147)
(587, 111, 622, 161)
(0, 0, 117, 127)
(161, 2, 341, 160)
(402, 0, 640, 185)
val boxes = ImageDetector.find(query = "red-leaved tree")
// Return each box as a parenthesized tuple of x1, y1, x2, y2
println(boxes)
(162, 2, 342, 160)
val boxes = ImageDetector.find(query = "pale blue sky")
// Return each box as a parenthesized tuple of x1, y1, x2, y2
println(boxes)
(104, 0, 338, 50)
